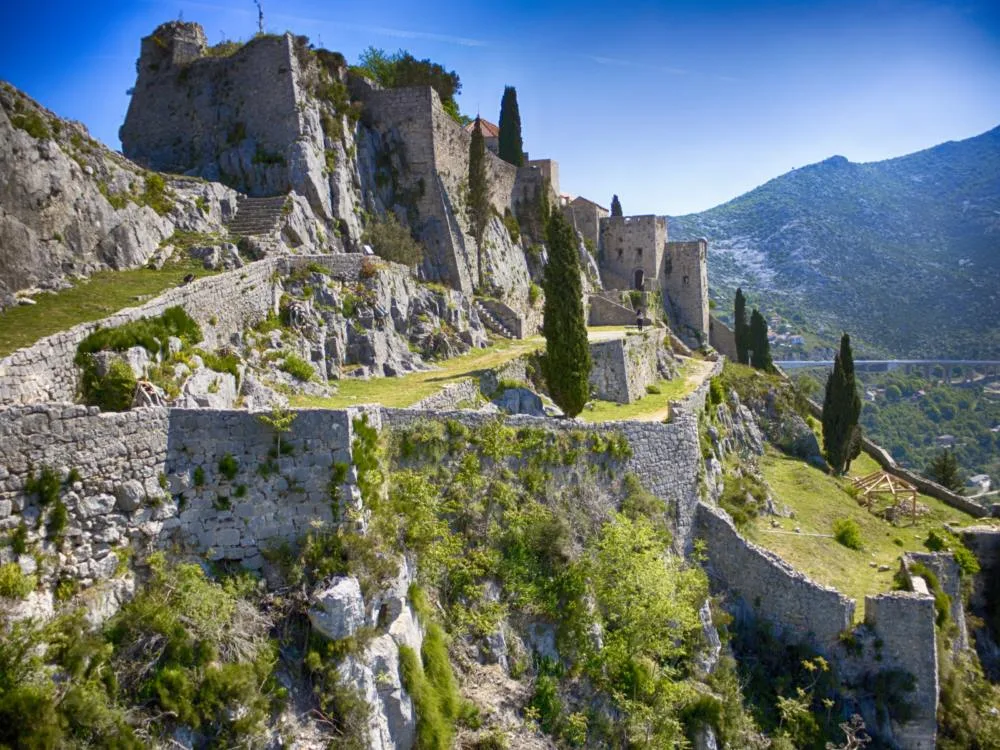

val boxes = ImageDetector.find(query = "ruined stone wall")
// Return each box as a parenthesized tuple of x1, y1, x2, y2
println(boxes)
(588, 331, 663, 404)
(588, 294, 636, 326)
(0, 404, 362, 590)
(526, 159, 559, 197)
(695, 502, 856, 649)
(0, 260, 280, 406)
(121, 24, 303, 195)
(709, 315, 737, 360)
(664, 240, 709, 339)
(599, 215, 666, 291)
(863, 593, 939, 749)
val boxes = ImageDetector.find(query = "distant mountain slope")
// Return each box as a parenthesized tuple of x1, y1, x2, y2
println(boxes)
(669, 126, 1000, 358)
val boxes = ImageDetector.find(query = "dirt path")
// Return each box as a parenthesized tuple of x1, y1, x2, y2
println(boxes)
(631, 357, 717, 422)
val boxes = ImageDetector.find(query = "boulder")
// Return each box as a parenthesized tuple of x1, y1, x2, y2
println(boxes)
(176, 368, 237, 409)
(309, 576, 365, 641)
(115, 480, 145, 512)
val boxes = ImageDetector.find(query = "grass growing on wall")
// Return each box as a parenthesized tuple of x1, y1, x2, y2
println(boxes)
(746, 447, 978, 620)
(0, 263, 216, 357)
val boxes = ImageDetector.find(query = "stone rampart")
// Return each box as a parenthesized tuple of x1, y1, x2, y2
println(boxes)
(0, 260, 280, 406)
(588, 331, 663, 404)
(695, 502, 856, 649)
(381, 403, 705, 549)
(0, 404, 363, 588)
(864, 592, 939, 749)
(588, 294, 636, 326)
(709, 315, 737, 360)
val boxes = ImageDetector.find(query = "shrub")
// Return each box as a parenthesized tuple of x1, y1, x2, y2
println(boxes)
(47, 499, 69, 541)
(279, 354, 316, 382)
(528, 282, 542, 307)
(198, 349, 241, 378)
(10, 522, 28, 555)
(646, 383, 662, 395)
(80, 359, 137, 412)
(218, 453, 239, 481)
(362, 212, 424, 266)
(140, 173, 175, 215)
(24, 465, 61, 506)
(193, 466, 206, 487)
(77, 307, 202, 360)
(0, 562, 36, 599)
(10, 109, 52, 139)
(503, 208, 520, 244)
(833, 518, 863, 550)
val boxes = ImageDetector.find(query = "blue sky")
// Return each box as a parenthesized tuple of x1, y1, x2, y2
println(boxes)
(2, 0, 998, 214)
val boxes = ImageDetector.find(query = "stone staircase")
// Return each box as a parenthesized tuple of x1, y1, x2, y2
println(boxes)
(474, 300, 516, 339)
(226, 195, 288, 236)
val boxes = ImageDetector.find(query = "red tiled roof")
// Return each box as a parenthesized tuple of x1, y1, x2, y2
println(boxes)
(465, 118, 500, 138)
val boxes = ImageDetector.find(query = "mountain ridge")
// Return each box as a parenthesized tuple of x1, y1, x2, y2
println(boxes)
(669, 124, 1000, 359)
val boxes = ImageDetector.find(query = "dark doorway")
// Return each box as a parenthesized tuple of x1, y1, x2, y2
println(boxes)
(633, 269, 644, 290)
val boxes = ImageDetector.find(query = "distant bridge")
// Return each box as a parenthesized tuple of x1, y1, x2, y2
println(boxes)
(775, 360, 1000, 383)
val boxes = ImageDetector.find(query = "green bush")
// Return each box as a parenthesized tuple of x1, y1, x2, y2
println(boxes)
(528, 282, 542, 307)
(193, 466, 206, 486)
(833, 518, 863, 550)
(140, 173, 175, 216)
(279, 354, 316, 382)
(362, 212, 424, 266)
(80, 359, 137, 412)
(503, 208, 521, 244)
(77, 307, 202, 359)
(218, 453, 239, 481)
(24, 465, 61, 506)
(47, 499, 68, 541)
(0, 562, 36, 599)
(197, 349, 241, 378)
(10, 522, 28, 555)
(10, 109, 52, 139)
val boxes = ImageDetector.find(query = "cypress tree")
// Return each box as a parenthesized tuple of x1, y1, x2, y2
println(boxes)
(467, 116, 491, 290)
(734, 288, 749, 365)
(748, 308, 772, 371)
(929, 449, 962, 492)
(610, 194, 623, 217)
(498, 86, 524, 167)
(542, 210, 591, 417)
(822, 333, 863, 474)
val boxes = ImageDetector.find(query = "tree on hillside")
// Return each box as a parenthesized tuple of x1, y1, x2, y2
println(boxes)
(822, 333, 863, 474)
(355, 47, 465, 123)
(610, 194, 623, 217)
(928, 449, 962, 492)
(748, 308, 772, 371)
(734, 287, 749, 365)
(498, 86, 524, 167)
(542, 210, 591, 417)
(467, 117, 491, 290)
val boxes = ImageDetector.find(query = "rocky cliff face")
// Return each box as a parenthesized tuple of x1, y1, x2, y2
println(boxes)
(0, 83, 237, 310)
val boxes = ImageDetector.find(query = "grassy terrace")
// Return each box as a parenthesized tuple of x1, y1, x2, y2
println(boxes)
(579, 357, 713, 423)
(0, 262, 213, 357)
(291, 326, 632, 410)
(746, 448, 977, 620)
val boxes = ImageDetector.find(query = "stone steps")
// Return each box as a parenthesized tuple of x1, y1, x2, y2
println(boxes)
(474, 300, 515, 339)
(226, 195, 288, 236)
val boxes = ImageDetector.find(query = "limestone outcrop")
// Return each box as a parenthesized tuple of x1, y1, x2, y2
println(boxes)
(0, 83, 238, 309)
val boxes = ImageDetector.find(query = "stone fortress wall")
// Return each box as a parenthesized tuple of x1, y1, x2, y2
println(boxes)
(696, 500, 942, 748)
(588, 330, 664, 404)
(0, 403, 365, 590)
(120, 23, 304, 195)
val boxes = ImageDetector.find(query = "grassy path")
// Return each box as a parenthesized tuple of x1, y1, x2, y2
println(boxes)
(291, 327, 630, 410)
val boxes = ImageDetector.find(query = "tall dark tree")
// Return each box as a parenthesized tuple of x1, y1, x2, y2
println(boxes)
(748, 308, 772, 371)
(822, 333, 863, 474)
(610, 194, 623, 217)
(498, 86, 524, 167)
(542, 210, 591, 417)
(928, 449, 962, 492)
(467, 117, 491, 289)
(734, 288, 749, 365)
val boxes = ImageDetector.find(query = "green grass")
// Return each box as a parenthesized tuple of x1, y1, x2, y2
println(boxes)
(745, 447, 978, 620)
(579, 358, 709, 423)
(291, 327, 632, 410)
(0, 262, 214, 358)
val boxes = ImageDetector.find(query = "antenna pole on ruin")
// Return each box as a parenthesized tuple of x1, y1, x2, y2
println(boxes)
(255, 1, 264, 35)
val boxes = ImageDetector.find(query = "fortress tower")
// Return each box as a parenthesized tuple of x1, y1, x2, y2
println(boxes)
(598, 215, 666, 292)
